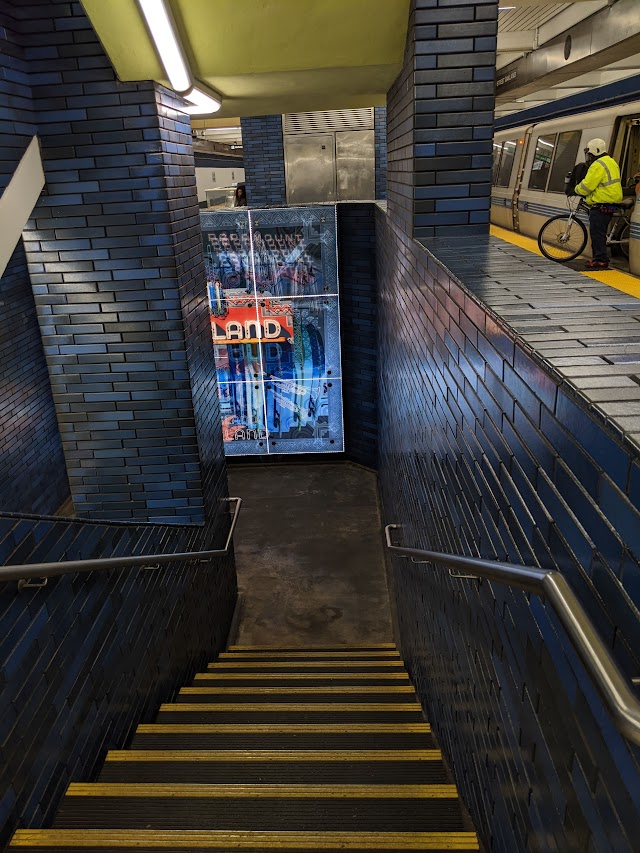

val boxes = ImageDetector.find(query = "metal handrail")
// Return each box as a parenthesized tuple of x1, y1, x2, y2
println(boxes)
(385, 524, 640, 747)
(0, 497, 242, 586)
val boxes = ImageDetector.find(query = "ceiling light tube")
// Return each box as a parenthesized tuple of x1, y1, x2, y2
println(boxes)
(184, 85, 222, 115)
(138, 0, 191, 93)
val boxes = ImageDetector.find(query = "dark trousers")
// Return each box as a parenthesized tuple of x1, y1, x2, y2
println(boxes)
(589, 207, 612, 263)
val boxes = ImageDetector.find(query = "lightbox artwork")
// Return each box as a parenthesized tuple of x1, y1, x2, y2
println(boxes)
(201, 206, 343, 456)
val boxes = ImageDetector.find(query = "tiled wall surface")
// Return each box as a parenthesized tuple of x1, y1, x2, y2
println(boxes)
(376, 207, 640, 852)
(0, 507, 236, 847)
(19, 1, 217, 523)
(338, 204, 378, 468)
(240, 115, 287, 207)
(374, 107, 387, 201)
(387, 0, 497, 239)
(0, 6, 69, 515)
(0, 1, 236, 845)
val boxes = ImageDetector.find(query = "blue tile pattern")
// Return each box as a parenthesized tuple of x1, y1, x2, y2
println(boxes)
(20, 1, 221, 523)
(386, 0, 497, 239)
(338, 204, 378, 468)
(0, 6, 69, 515)
(0, 507, 236, 847)
(0, 2, 236, 846)
(374, 107, 387, 201)
(376, 207, 640, 852)
(240, 115, 287, 208)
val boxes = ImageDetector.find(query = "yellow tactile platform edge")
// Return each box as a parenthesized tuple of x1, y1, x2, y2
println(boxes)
(489, 224, 640, 298)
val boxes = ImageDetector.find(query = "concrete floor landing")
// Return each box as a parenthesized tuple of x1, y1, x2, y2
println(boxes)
(227, 463, 393, 647)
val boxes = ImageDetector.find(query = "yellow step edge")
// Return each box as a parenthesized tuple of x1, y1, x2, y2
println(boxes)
(135, 723, 431, 734)
(194, 672, 411, 680)
(181, 686, 416, 695)
(219, 652, 401, 659)
(159, 703, 422, 712)
(208, 661, 405, 669)
(9, 829, 479, 849)
(228, 644, 398, 651)
(105, 749, 443, 762)
(66, 783, 459, 799)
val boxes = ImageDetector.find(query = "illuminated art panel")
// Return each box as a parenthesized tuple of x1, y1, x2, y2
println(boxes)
(201, 206, 343, 456)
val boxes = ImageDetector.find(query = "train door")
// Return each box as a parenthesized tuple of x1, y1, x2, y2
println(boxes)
(612, 114, 640, 189)
(511, 127, 532, 232)
(612, 115, 640, 276)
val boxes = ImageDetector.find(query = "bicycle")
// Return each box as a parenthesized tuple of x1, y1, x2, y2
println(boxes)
(537, 197, 633, 263)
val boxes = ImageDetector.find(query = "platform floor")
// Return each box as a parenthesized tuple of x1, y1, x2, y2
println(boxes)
(490, 224, 640, 298)
(420, 231, 640, 450)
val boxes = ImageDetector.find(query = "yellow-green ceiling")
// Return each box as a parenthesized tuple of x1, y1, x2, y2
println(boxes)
(81, 0, 409, 118)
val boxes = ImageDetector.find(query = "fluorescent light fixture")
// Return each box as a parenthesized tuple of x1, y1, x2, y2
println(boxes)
(138, 0, 191, 93)
(498, 6, 515, 10)
(184, 86, 222, 115)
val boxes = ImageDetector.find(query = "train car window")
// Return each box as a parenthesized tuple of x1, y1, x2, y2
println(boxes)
(492, 142, 503, 186)
(547, 130, 582, 193)
(495, 140, 517, 187)
(528, 134, 556, 191)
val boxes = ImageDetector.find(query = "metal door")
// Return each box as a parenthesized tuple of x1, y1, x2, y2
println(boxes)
(336, 130, 375, 201)
(284, 134, 336, 204)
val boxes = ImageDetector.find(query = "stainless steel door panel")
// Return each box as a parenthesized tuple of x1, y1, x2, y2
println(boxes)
(285, 134, 335, 204)
(336, 130, 375, 201)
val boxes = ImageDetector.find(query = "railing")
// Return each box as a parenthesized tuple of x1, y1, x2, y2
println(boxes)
(385, 523, 640, 747)
(0, 497, 242, 588)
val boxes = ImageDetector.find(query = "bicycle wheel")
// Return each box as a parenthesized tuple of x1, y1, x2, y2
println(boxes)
(538, 214, 588, 262)
(619, 222, 630, 259)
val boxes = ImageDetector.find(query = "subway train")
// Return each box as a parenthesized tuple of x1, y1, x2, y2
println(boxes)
(491, 100, 640, 275)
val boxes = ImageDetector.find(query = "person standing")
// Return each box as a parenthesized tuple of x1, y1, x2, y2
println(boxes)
(574, 138, 623, 270)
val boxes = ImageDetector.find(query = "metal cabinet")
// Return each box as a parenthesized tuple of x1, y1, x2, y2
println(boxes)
(284, 134, 336, 205)
(336, 130, 375, 201)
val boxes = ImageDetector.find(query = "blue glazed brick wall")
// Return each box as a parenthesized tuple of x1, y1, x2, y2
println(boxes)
(386, 0, 497, 239)
(240, 115, 287, 207)
(374, 107, 387, 201)
(376, 206, 640, 852)
(20, 0, 220, 522)
(0, 1, 237, 846)
(338, 203, 378, 468)
(0, 5, 69, 515)
(0, 507, 236, 847)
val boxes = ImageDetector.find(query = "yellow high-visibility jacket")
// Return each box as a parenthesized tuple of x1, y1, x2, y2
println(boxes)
(574, 155, 623, 205)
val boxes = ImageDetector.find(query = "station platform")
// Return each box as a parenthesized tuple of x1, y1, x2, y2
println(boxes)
(490, 224, 640, 299)
(419, 228, 640, 451)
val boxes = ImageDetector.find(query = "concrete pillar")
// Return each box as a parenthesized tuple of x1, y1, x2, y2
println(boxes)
(387, 0, 498, 239)
(22, 0, 224, 522)
(240, 115, 287, 207)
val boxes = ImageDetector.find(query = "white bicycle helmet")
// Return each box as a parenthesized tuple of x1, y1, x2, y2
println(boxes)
(585, 138, 607, 156)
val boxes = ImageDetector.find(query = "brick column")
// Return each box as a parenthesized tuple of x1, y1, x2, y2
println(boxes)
(0, 5, 69, 514)
(21, 0, 224, 522)
(240, 115, 287, 207)
(374, 106, 388, 201)
(387, 0, 497, 239)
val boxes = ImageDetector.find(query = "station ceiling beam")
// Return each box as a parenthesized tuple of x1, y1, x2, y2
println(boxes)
(496, 0, 640, 103)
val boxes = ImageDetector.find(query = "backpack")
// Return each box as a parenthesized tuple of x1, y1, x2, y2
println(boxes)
(565, 161, 589, 196)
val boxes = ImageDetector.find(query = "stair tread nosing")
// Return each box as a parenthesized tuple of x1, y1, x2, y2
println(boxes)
(10, 828, 480, 851)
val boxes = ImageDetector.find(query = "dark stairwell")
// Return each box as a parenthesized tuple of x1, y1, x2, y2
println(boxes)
(6, 461, 482, 853)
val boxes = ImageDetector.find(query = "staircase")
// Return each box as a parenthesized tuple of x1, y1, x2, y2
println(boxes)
(9, 645, 479, 851)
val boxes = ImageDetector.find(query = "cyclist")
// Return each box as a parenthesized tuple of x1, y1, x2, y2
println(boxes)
(574, 138, 623, 270)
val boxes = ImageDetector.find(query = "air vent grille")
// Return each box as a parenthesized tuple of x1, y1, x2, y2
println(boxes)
(284, 109, 375, 135)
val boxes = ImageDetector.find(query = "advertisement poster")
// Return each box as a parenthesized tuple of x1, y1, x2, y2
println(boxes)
(201, 206, 343, 456)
